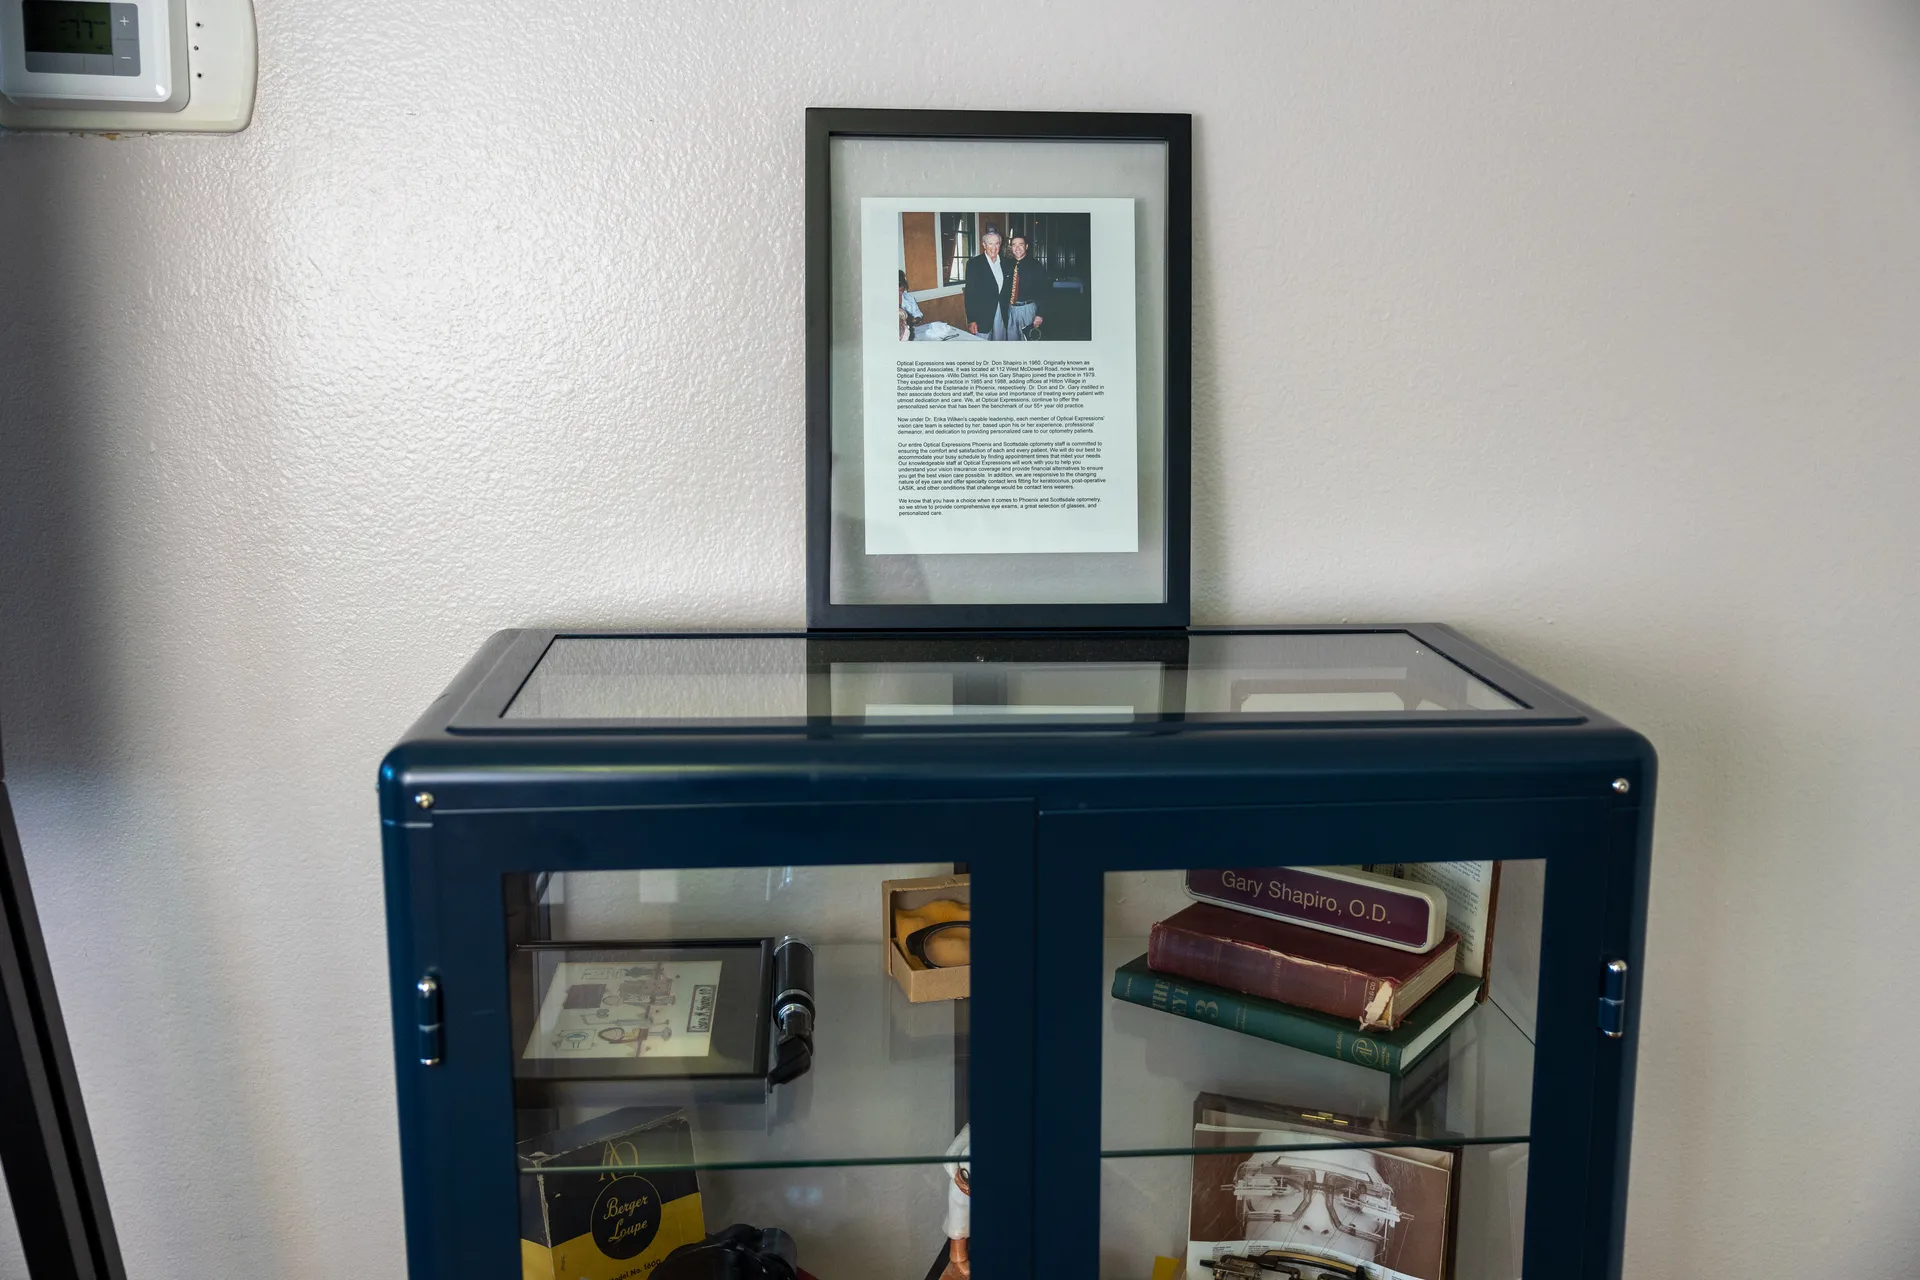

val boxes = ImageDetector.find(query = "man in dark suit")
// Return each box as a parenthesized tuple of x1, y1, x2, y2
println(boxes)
(963, 229, 1011, 339)
(1003, 234, 1051, 340)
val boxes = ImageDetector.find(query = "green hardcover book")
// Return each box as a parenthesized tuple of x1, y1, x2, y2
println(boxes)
(1111, 955, 1481, 1077)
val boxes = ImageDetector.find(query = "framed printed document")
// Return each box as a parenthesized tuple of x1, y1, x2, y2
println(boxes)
(806, 109, 1192, 629)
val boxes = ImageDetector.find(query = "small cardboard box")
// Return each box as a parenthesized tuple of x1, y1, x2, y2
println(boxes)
(882, 874, 971, 1003)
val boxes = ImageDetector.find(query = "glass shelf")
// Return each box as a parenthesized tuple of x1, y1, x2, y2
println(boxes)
(515, 943, 967, 1173)
(1100, 941, 1535, 1158)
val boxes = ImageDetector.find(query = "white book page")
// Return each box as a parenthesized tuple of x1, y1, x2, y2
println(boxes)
(1389, 861, 1497, 979)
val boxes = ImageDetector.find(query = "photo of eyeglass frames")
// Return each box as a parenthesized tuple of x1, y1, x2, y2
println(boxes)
(1185, 1094, 1459, 1280)
(1231, 1154, 1409, 1247)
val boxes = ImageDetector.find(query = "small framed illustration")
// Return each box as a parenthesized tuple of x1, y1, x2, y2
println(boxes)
(509, 941, 772, 1085)
(806, 108, 1192, 629)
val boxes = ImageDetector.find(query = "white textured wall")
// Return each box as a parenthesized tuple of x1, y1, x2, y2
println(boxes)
(3, 2, 1918, 1276)
(0, 1169, 19, 1276)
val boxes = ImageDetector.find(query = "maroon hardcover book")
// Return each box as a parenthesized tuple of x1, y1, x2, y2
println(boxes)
(1147, 902, 1459, 1030)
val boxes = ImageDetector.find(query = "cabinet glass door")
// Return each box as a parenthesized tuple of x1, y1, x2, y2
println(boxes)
(418, 801, 1033, 1280)
(1038, 801, 1624, 1280)
(1100, 859, 1542, 1280)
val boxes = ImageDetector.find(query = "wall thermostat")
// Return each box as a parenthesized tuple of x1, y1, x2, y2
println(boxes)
(3, 0, 188, 110)
(0, 0, 254, 132)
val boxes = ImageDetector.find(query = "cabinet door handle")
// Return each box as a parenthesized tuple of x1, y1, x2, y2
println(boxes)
(1597, 958, 1628, 1039)
(417, 975, 444, 1066)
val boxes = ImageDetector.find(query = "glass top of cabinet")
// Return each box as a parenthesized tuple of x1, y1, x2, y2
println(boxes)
(493, 630, 1557, 727)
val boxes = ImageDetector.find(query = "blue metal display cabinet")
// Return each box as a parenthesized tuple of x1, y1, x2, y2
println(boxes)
(381, 626, 1654, 1280)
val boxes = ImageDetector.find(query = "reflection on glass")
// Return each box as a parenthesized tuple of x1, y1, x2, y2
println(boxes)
(698, 1163, 962, 1279)
(505, 637, 809, 720)
(1099, 861, 1542, 1278)
(1182, 632, 1521, 714)
(832, 659, 1161, 722)
(501, 632, 1527, 724)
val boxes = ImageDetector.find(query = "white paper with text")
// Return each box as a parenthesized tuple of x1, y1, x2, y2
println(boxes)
(860, 196, 1139, 555)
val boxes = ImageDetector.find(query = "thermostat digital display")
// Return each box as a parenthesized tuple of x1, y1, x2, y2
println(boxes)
(21, 0, 139, 75)
(2, 0, 178, 102)
(24, 2, 113, 54)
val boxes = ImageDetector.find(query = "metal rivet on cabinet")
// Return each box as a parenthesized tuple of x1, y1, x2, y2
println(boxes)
(414, 791, 435, 810)
(1611, 778, 1630, 794)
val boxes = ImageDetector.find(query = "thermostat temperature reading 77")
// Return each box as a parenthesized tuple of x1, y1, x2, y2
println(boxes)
(1, 0, 187, 110)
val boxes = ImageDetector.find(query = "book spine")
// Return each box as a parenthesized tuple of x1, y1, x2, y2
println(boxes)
(1110, 966, 1403, 1074)
(1148, 920, 1397, 1027)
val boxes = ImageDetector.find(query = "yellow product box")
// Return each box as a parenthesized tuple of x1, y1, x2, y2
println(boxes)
(518, 1107, 705, 1279)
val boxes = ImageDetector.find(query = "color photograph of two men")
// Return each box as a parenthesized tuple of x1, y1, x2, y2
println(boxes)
(897, 211, 1093, 343)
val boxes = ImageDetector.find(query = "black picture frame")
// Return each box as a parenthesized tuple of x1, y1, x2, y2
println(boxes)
(508, 940, 773, 1086)
(805, 108, 1193, 630)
